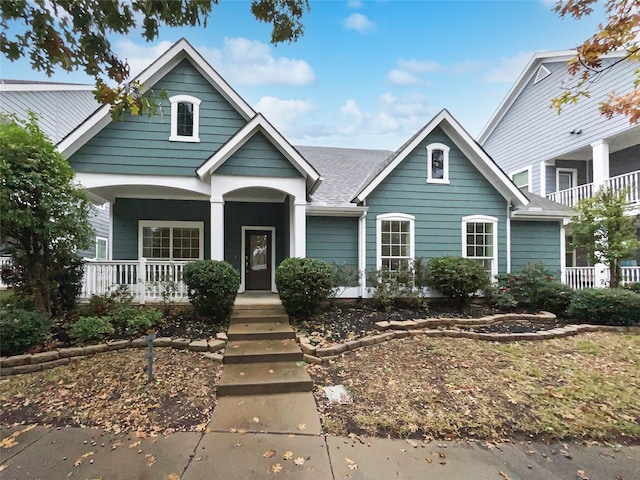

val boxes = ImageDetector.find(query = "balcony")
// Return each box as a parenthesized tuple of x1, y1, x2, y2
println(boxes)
(546, 170, 640, 208)
(564, 266, 640, 290)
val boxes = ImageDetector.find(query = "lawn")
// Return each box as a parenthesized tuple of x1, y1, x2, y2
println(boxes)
(308, 332, 640, 443)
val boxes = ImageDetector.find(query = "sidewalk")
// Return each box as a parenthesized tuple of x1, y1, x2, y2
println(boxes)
(2, 423, 638, 479)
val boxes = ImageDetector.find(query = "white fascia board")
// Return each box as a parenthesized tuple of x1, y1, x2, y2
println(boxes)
(74, 172, 210, 196)
(58, 38, 255, 158)
(0, 83, 94, 92)
(196, 113, 320, 183)
(511, 211, 570, 221)
(306, 205, 368, 217)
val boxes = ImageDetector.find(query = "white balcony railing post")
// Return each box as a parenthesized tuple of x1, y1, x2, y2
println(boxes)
(138, 257, 147, 305)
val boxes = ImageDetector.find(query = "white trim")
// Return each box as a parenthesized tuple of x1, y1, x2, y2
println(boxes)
(556, 168, 578, 191)
(334, 286, 361, 299)
(539, 161, 547, 197)
(138, 220, 204, 260)
(209, 175, 307, 203)
(169, 94, 201, 142)
(510, 165, 532, 192)
(306, 205, 368, 217)
(95, 236, 109, 261)
(426, 142, 450, 184)
(375, 213, 415, 270)
(353, 110, 529, 207)
(109, 204, 114, 261)
(358, 211, 367, 298)
(461, 214, 499, 279)
(74, 172, 211, 197)
(240, 226, 277, 293)
(210, 200, 224, 260)
(506, 203, 511, 273)
(533, 64, 551, 84)
(560, 223, 567, 281)
(0, 83, 94, 92)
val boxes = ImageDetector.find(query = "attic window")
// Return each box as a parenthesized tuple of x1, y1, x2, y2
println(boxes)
(533, 65, 551, 84)
(170, 95, 201, 142)
(426, 143, 450, 184)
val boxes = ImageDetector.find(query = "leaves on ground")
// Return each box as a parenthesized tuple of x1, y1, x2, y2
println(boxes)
(282, 450, 293, 460)
(263, 449, 276, 458)
(294, 456, 305, 465)
(268, 463, 283, 473)
(296, 423, 306, 431)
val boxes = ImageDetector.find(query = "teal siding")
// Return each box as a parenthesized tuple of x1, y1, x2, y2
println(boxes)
(306, 216, 358, 267)
(69, 59, 246, 176)
(217, 132, 301, 178)
(511, 221, 561, 275)
(224, 202, 286, 272)
(365, 127, 508, 281)
(112, 198, 210, 260)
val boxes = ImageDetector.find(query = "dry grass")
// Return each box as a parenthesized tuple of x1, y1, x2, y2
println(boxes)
(308, 332, 640, 443)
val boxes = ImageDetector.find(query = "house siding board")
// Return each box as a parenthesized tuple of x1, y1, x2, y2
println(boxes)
(68, 59, 246, 176)
(511, 221, 561, 275)
(223, 202, 286, 272)
(483, 58, 638, 196)
(364, 127, 508, 280)
(216, 132, 301, 178)
(306, 217, 358, 267)
(112, 198, 210, 260)
(78, 203, 111, 258)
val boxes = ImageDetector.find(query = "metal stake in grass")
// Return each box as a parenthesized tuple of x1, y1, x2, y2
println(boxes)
(145, 333, 156, 382)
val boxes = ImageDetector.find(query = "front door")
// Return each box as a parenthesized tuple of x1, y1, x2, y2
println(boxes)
(245, 230, 272, 290)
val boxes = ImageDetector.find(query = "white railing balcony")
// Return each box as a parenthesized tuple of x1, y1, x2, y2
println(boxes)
(547, 183, 594, 208)
(622, 266, 640, 285)
(81, 259, 190, 304)
(547, 169, 640, 208)
(564, 267, 596, 290)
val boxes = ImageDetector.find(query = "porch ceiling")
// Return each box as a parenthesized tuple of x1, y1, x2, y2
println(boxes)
(556, 124, 640, 161)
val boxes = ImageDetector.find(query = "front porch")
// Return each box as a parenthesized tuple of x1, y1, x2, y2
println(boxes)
(546, 169, 640, 208)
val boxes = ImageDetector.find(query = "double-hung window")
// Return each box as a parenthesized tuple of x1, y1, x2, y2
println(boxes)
(139, 221, 203, 260)
(95, 237, 108, 260)
(426, 143, 450, 183)
(511, 166, 532, 191)
(377, 213, 415, 272)
(462, 215, 498, 278)
(169, 95, 201, 142)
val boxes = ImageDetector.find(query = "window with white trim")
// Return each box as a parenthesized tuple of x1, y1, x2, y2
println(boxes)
(426, 143, 450, 183)
(95, 237, 108, 260)
(511, 166, 532, 191)
(462, 215, 498, 278)
(139, 221, 203, 260)
(169, 95, 201, 142)
(377, 213, 415, 272)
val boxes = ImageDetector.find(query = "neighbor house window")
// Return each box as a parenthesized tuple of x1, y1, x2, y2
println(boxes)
(169, 95, 201, 142)
(511, 166, 532, 191)
(462, 215, 498, 278)
(426, 143, 450, 183)
(95, 237, 108, 260)
(376, 213, 415, 272)
(139, 221, 203, 260)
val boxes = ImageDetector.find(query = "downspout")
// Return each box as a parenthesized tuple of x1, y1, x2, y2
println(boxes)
(506, 200, 512, 274)
(358, 210, 367, 298)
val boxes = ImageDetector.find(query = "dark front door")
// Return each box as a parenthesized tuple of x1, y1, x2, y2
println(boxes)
(245, 230, 272, 290)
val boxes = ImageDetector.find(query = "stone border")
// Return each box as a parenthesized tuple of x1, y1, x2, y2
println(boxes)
(298, 312, 640, 364)
(0, 333, 229, 377)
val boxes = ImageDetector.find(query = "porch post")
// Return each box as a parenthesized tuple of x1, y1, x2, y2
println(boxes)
(210, 199, 224, 260)
(292, 200, 306, 257)
(591, 140, 610, 189)
(138, 257, 147, 305)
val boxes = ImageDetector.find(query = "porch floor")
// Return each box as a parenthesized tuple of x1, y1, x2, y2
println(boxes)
(234, 292, 282, 306)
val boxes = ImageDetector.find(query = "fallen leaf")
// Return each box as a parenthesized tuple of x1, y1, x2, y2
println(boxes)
(499, 472, 511, 480)
(253, 417, 260, 423)
(0, 465, 7, 472)
(283, 451, 293, 460)
(167, 474, 180, 480)
(406, 439, 418, 448)
(345, 458, 358, 470)
(73, 451, 94, 467)
(238, 429, 247, 435)
(268, 369, 275, 374)
(129, 441, 141, 448)
(269, 463, 283, 473)
(136, 430, 147, 439)
(0, 434, 18, 449)
(229, 428, 237, 433)
(297, 424, 307, 431)
(438, 452, 446, 458)
(294, 457, 305, 465)
(145, 453, 157, 466)
(426, 457, 432, 463)
(263, 449, 276, 458)
(576, 470, 590, 480)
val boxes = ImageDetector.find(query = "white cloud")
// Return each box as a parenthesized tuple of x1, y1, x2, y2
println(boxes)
(255, 96, 316, 135)
(343, 13, 375, 33)
(396, 59, 441, 74)
(386, 69, 421, 86)
(346, 0, 363, 8)
(115, 40, 175, 78)
(485, 51, 533, 83)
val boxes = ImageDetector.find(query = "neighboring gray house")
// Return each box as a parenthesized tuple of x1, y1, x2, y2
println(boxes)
(0, 80, 111, 260)
(479, 50, 640, 288)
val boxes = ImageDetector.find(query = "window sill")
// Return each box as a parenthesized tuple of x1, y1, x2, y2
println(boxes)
(169, 135, 201, 143)
(426, 178, 450, 184)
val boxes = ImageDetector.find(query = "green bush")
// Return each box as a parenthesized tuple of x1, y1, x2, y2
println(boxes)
(276, 258, 333, 318)
(68, 316, 114, 343)
(530, 281, 575, 315)
(425, 257, 490, 306)
(182, 260, 240, 321)
(0, 307, 52, 356)
(367, 264, 424, 310)
(623, 282, 640, 294)
(568, 288, 640, 326)
(126, 308, 162, 335)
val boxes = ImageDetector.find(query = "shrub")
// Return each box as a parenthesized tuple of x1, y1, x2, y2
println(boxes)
(68, 316, 114, 343)
(182, 260, 240, 321)
(623, 282, 640, 295)
(126, 308, 162, 335)
(530, 281, 575, 315)
(276, 258, 333, 318)
(0, 307, 52, 356)
(568, 288, 640, 326)
(367, 264, 422, 310)
(425, 257, 490, 306)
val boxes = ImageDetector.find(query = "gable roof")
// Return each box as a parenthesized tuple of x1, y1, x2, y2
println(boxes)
(197, 113, 322, 192)
(57, 38, 255, 158)
(353, 109, 530, 206)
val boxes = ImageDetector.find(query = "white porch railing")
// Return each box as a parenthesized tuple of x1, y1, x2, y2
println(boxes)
(547, 169, 640, 208)
(81, 259, 189, 304)
(0, 257, 12, 290)
(622, 266, 640, 285)
(564, 266, 640, 289)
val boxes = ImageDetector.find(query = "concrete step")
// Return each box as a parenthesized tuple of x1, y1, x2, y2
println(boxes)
(217, 361, 313, 396)
(224, 339, 303, 364)
(229, 312, 290, 324)
(227, 321, 295, 341)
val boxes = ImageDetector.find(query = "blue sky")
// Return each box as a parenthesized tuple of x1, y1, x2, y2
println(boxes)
(1, 0, 602, 149)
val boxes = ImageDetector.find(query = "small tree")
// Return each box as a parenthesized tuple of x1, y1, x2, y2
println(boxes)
(570, 187, 640, 288)
(0, 114, 93, 315)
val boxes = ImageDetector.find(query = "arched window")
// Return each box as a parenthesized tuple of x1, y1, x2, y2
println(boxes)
(169, 95, 201, 142)
(426, 143, 450, 183)
(462, 215, 498, 278)
(376, 213, 415, 272)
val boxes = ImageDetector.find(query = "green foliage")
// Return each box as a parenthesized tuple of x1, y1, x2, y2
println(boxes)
(425, 257, 490, 306)
(182, 260, 240, 321)
(568, 288, 640, 327)
(0, 307, 52, 356)
(623, 282, 640, 294)
(275, 258, 334, 318)
(330, 263, 360, 299)
(0, 114, 93, 316)
(367, 264, 423, 311)
(570, 187, 640, 288)
(69, 316, 115, 344)
(125, 308, 162, 336)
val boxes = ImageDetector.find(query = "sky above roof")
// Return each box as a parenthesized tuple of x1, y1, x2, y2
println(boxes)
(1, 0, 601, 150)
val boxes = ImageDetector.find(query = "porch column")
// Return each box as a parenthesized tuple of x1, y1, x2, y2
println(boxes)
(591, 140, 610, 189)
(292, 200, 306, 257)
(210, 199, 224, 260)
